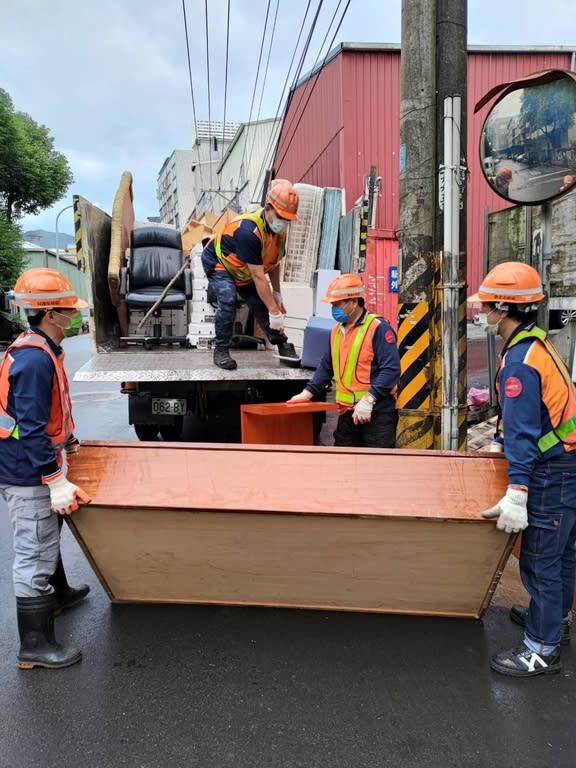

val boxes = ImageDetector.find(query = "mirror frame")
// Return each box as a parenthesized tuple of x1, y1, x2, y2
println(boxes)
(475, 69, 576, 206)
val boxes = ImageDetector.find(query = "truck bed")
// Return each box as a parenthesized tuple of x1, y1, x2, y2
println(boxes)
(74, 347, 312, 383)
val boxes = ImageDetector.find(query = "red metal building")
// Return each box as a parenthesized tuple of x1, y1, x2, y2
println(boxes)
(274, 43, 575, 324)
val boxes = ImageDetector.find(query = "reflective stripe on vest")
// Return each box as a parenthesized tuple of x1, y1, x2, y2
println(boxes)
(506, 326, 576, 454)
(214, 210, 285, 284)
(331, 313, 378, 405)
(0, 331, 73, 447)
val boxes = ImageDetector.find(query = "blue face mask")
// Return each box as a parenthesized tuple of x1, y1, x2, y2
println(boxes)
(332, 305, 351, 324)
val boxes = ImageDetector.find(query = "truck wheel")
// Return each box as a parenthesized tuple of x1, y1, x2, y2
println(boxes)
(134, 424, 160, 441)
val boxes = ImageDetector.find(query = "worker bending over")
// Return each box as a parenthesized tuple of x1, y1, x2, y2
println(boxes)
(202, 179, 300, 370)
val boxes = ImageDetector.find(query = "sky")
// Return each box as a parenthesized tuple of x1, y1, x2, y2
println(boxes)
(1, 0, 575, 237)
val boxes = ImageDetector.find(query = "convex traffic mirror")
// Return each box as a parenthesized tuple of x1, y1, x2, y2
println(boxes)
(479, 70, 576, 205)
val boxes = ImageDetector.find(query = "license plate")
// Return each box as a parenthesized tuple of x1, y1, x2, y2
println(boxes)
(151, 398, 186, 416)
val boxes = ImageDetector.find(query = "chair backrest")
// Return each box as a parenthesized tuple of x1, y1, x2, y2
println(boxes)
(130, 246, 185, 292)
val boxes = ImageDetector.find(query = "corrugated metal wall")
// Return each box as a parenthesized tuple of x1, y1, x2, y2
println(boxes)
(363, 230, 399, 328)
(274, 55, 344, 188)
(341, 51, 401, 235)
(275, 45, 575, 304)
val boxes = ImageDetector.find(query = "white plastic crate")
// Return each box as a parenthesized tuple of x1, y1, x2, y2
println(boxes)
(193, 275, 209, 289)
(187, 333, 216, 349)
(284, 183, 324, 285)
(190, 311, 217, 324)
(191, 287, 209, 302)
(188, 321, 215, 337)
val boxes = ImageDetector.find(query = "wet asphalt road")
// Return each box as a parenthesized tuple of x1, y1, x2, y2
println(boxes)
(0, 334, 575, 768)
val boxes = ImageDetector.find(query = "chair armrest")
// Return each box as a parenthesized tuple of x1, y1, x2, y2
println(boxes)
(184, 268, 193, 300)
(119, 266, 128, 298)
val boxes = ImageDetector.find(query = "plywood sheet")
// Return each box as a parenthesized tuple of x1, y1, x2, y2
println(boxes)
(67, 442, 512, 617)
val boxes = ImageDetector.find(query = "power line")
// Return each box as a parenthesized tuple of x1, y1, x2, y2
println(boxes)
(246, 0, 281, 179)
(274, 0, 353, 174)
(181, 0, 204, 192)
(237, 0, 273, 191)
(254, 0, 322, 197)
(205, 0, 212, 146)
(220, 0, 231, 187)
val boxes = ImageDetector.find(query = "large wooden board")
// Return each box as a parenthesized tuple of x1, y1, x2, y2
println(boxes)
(67, 442, 512, 617)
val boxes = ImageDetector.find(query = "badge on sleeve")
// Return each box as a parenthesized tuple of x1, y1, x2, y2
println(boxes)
(385, 330, 395, 344)
(504, 376, 523, 398)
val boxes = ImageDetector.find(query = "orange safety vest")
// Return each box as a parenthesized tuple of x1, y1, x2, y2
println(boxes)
(496, 325, 576, 454)
(214, 209, 286, 286)
(331, 312, 380, 412)
(0, 330, 74, 450)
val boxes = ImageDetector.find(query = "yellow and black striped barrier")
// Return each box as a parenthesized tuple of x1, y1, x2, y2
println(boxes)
(73, 195, 84, 272)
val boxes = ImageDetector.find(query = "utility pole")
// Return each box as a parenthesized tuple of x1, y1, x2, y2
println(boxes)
(397, 0, 468, 450)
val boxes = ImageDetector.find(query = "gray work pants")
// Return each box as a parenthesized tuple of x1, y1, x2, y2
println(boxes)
(0, 484, 60, 597)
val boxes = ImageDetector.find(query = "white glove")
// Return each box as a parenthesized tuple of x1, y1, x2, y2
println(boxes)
(46, 474, 91, 515)
(288, 389, 313, 403)
(482, 487, 528, 533)
(269, 312, 285, 332)
(272, 291, 287, 314)
(64, 434, 81, 454)
(352, 394, 374, 425)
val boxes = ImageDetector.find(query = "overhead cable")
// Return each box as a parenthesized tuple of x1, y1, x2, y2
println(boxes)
(274, 0, 353, 173)
(181, 0, 204, 191)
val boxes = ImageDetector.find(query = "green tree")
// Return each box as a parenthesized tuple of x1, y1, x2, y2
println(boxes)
(0, 88, 73, 223)
(519, 79, 576, 150)
(0, 212, 27, 291)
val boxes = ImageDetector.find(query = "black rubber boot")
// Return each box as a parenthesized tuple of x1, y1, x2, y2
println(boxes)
(277, 341, 299, 360)
(16, 595, 82, 670)
(213, 348, 238, 370)
(49, 555, 90, 616)
(510, 604, 571, 646)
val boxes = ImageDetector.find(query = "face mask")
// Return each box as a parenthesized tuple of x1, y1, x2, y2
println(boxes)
(332, 305, 351, 324)
(473, 309, 502, 336)
(269, 216, 288, 234)
(53, 310, 83, 337)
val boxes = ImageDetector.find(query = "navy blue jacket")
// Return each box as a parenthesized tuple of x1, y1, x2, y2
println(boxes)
(0, 329, 62, 485)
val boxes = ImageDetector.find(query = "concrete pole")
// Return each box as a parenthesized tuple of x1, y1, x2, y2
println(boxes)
(435, 0, 468, 450)
(398, 0, 468, 450)
(397, 0, 438, 449)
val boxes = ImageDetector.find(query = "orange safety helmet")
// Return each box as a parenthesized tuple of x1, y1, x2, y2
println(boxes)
(497, 166, 513, 181)
(11, 268, 88, 311)
(468, 262, 544, 306)
(266, 179, 299, 221)
(322, 273, 366, 303)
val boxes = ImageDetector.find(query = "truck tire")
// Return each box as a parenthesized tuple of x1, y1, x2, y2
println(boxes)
(134, 424, 160, 441)
(131, 225, 182, 250)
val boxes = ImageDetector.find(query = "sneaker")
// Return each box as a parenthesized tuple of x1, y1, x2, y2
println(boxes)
(213, 348, 237, 370)
(277, 342, 299, 360)
(490, 643, 561, 677)
(509, 604, 570, 646)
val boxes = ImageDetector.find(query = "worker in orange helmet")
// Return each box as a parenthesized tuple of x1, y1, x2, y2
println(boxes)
(201, 179, 300, 370)
(494, 165, 513, 197)
(468, 261, 576, 678)
(0, 268, 91, 670)
(289, 273, 400, 447)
